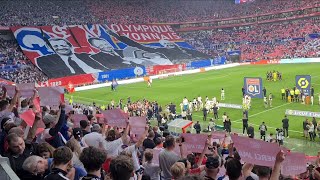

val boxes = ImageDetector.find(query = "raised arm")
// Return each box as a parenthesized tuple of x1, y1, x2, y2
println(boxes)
(28, 89, 37, 106)
(135, 125, 149, 148)
(270, 150, 285, 180)
(121, 122, 130, 143)
(8, 87, 19, 112)
(242, 163, 254, 179)
(49, 104, 65, 136)
(196, 138, 210, 167)
(26, 112, 42, 143)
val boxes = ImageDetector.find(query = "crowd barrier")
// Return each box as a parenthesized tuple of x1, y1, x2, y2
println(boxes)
(0, 156, 19, 180)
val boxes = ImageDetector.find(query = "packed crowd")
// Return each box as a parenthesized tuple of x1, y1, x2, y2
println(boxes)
(1, 87, 320, 180)
(0, 39, 26, 67)
(181, 18, 320, 61)
(0, 64, 48, 84)
(0, 0, 97, 26)
(0, 39, 48, 83)
(0, 0, 319, 26)
(90, 0, 319, 24)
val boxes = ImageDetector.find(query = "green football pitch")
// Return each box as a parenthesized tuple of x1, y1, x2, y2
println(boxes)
(66, 63, 320, 155)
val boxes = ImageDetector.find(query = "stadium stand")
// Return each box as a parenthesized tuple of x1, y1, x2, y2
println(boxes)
(0, 39, 48, 84)
(180, 18, 320, 61)
(0, 0, 318, 26)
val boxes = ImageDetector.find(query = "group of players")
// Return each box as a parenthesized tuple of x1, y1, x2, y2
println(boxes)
(281, 86, 317, 105)
(181, 96, 217, 113)
(266, 70, 282, 81)
(179, 88, 226, 113)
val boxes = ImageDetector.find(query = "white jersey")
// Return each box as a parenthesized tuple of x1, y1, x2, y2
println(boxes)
(193, 99, 197, 104)
(264, 97, 267, 103)
(197, 96, 202, 102)
(221, 90, 225, 94)
(212, 97, 217, 104)
(183, 98, 189, 105)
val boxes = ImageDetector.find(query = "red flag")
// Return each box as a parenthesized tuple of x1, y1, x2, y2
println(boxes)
(20, 109, 35, 126)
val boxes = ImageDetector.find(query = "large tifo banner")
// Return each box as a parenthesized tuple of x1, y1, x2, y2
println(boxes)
(295, 75, 311, 96)
(11, 24, 211, 79)
(244, 77, 263, 98)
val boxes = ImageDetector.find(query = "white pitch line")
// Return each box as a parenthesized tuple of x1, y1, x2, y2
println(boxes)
(233, 102, 291, 123)
(73, 96, 106, 103)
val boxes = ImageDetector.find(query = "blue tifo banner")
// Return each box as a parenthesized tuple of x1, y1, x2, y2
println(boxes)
(244, 77, 263, 98)
(295, 75, 311, 96)
(217, 103, 243, 109)
(227, 50, 241, 56)
(309, 33, 320, 39)
(285, 109, 320, 118)
(98, 66, 146, 82)
(213, 56, 226, 65)
(188, 59, 211, 69)
(186, 56, 226, 69)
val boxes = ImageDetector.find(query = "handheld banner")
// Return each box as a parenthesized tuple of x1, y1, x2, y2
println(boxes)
(231, 135, 280, 167)
(102, 109, 128, 128)
(244, 77, 263, 98)
(295, 75, 311, 96)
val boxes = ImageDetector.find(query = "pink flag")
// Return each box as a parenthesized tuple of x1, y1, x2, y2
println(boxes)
(281, 152, 306, 176)
(20, 109, 35, 126)
(181, 133, 209, 153)
(231, 135, 281, 167)
(102, 109, 128, 128)
(38, 87, 64, 106)
(211, 131, 227, 139)
(4, 85, 16, 97)
(129, 116, 146, 137)
(71, 114, 88, 128)
(122, 111, 129, 119)
(17, 83, 35, 98)
(33, 97, 41, 112)
(173, 144, 191, 157)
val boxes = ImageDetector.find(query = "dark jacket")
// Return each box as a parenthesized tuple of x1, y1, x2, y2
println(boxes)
(247, 126, 254, 138)
(36, 53, 107, 78)
(194, 123, 201, 132)
(46, 110, 66, 148)
(4, 143, 37, 179)
(282, 118, 289, 128)
(44, 168, 68, 180)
